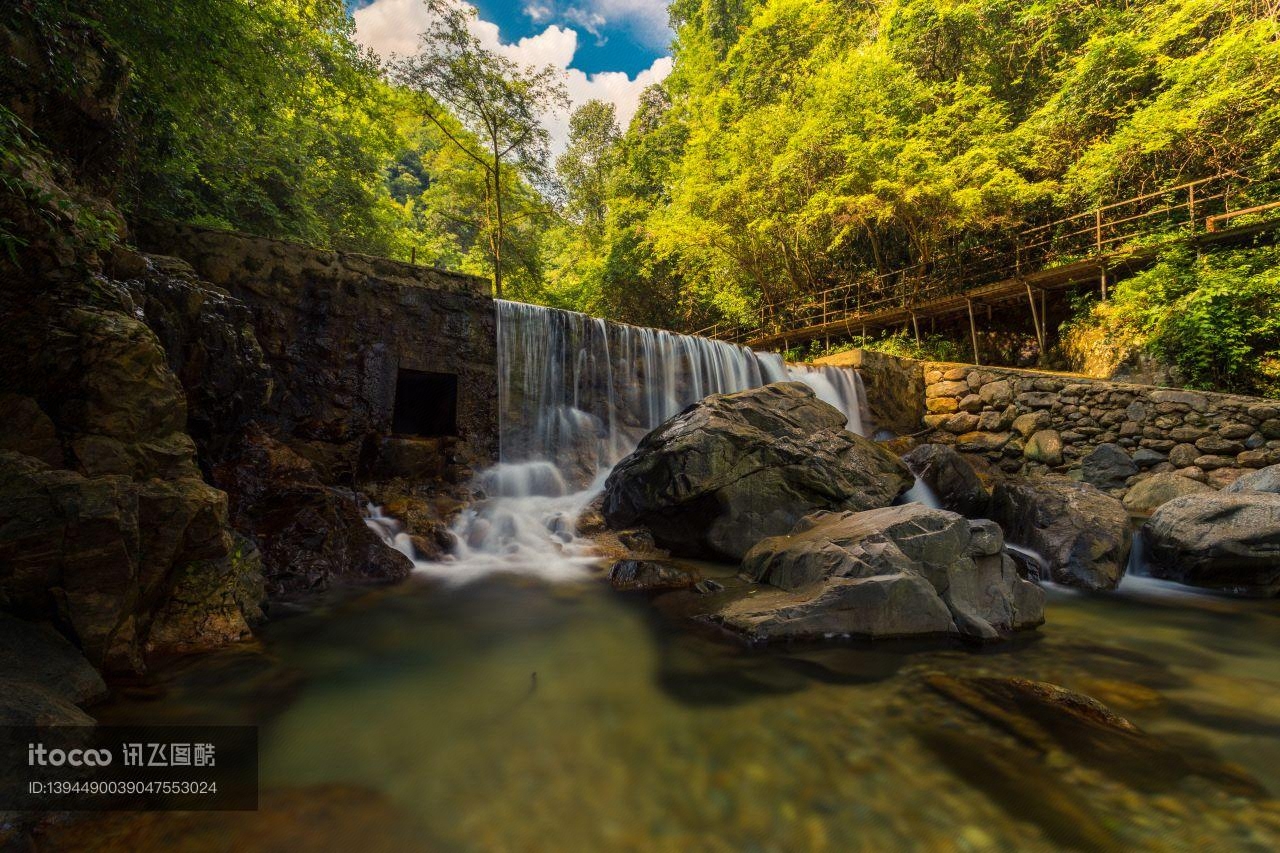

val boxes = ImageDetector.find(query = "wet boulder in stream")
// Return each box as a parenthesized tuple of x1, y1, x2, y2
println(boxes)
(989, 478, 1131, 591)
(900, 443, 990, 517)
(1142, 491, 1280, 596)
(601, 383, 912, 561)
(714, 504, 1044, 643)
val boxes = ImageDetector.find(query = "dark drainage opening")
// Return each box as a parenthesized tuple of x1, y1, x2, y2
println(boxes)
(392, 369, 458, 437)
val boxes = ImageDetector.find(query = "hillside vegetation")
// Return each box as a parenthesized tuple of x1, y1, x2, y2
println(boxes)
(4, 0, 1279, 393)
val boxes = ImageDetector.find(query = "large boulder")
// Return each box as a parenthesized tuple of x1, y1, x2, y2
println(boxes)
(214, 427, 412, 596)
(0, 450, 262, 671)
(0, 613, 105, 726)
(989, 478, 1132, 591)
(1142, 492, 1280, 596)
(714, 505, 1044, 643)
(0, 613, 106, 707)
(1225, 463, 1280, 495)
(1121, 472, 1214, 518)
(900, 444, 990, 517)
(602, 383, 912, 560)
(1080, 443, 1137, 489)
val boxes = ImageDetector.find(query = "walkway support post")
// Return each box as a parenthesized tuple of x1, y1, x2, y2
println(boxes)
(1025, 282, 1043, 352)
(1039, 286, 1049, 343)
(1100, 267, 1109, 301)
(967, 299, 981, 365)
(911, 312, 921, 346)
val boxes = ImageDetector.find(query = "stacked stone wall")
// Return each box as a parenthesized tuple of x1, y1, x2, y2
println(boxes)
(919, 362, 1280, 490)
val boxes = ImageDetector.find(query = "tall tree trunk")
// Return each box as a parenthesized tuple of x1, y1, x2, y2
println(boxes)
(493, 154, 504, 299)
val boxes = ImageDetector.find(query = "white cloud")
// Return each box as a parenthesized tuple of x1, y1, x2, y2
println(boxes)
(352, 0, 429, 58)
(523, 3, 554, 25)
(563, 7, 609, 43)
(578, 1, 671, 48)
(353, 0, 673, 154)
(556, 56, 673, 151)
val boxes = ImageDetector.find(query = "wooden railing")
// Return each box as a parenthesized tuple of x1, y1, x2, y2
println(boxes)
(693, 170, 1280, 347)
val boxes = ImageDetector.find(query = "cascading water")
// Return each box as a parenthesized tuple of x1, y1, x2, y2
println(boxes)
(369, 301, 875, 583)
(785, 363, 873, 439)
(898, 477, 942, 510)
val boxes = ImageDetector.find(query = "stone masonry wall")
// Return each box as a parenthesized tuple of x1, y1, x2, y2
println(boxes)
(813, 348, 926, 436)
(919, 362, 1280, 490)
(135, 222, 499, 484)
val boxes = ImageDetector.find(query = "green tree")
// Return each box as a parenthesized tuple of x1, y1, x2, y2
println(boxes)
(392, 0, 567, 297)
(556, 100, 621, 245)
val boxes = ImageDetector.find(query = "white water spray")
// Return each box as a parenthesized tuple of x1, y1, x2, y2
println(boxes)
(898, 476, 942, 510)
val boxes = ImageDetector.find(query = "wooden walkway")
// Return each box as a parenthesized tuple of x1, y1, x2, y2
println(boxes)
(695, 173, 1280, 361)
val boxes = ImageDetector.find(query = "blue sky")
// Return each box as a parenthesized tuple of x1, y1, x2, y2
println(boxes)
(350, 1, 675, 151)
(475, 2, 669, 77)
(349, 1, 671, 77)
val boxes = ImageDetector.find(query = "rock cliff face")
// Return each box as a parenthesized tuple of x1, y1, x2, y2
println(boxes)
(0, 273, 266, 671)
(0, 22, 472, 674)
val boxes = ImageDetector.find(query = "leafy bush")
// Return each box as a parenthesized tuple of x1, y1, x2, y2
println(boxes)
(789, 330, 966, 363)
(1064, 244, 1280, 396)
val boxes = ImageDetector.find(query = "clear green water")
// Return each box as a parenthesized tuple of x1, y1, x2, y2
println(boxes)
(77, 570, 1280, 852)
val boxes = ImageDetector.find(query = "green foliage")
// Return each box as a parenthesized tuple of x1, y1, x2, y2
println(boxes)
(391, 0, 568, 297)
(10, 0, 1280, 401)
(790, 331, 967, 364)
(84, 0, 405, 250)
(1066, 244, 1280, 396)
(545, 0, 1280, 359)
(0, 105, 120, 268)
(6, 0, 560, 293)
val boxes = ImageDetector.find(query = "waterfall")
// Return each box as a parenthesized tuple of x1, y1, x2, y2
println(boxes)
(495, 300, 792, 480)
(898, 477, 942, 510)
(369, 302, 874, 583)
(785, 363, 873, 438)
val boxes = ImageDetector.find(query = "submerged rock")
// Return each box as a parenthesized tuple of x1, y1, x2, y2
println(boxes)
(1143, 492, 1280, 596)
(925, 675, 1266, 798)
(609, 559, 701, 592)
(900, 443, 990, 517)
(602, 383, 911, 560)
(912, 726, 1123, 853)
(713, 504, 1043, 643)
(989, 478, 1131, 591)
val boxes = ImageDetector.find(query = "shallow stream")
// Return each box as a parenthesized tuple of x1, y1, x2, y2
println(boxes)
(57, 567, 1280, 852)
